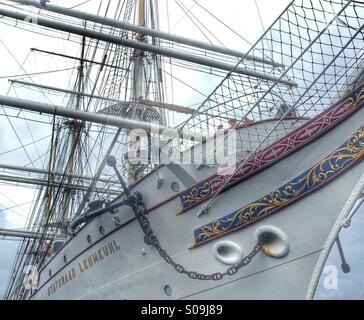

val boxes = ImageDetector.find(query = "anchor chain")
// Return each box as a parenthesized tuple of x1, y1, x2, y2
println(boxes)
(107, 156, 263, 281)
(127, 192, 263, 281)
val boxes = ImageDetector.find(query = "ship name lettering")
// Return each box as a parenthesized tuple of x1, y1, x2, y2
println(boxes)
(47, 240, 120, 296)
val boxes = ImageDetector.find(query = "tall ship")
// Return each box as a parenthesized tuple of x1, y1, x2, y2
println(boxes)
(0, 0, 364, 300)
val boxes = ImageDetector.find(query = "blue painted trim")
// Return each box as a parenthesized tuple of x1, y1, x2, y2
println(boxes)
(193, 124, 364, 246)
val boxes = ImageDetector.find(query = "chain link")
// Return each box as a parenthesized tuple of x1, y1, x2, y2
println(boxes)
(132, 197, 263, 281)
(109, 157, 263, 281)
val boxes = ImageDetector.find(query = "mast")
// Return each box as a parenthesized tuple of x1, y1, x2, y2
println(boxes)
(63, 37, 86, 227)
(127, 0, 148, 184)
(139, 0, 146, 29)
(133, 0, 147, 101)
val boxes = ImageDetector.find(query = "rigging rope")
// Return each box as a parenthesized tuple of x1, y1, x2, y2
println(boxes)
(0, 135, 51, 157)
(174, 0, 225, 47)
(200, 7, 364, 214)
(67, 0, 91, 10)
(191, 0, 253, 48)
(0, 67, 76, 79)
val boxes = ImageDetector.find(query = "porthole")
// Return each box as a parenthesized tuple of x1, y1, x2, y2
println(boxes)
(87, 235, 93, 244)
(49, 269, 52, 278)
(171, 182, 180, 193)
(164, 285, 172, 297)
(99, 226, 105, 235)
(63, 255, 68, 264)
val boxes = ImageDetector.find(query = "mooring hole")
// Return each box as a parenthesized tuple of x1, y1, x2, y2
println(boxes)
(213, 241, 244, 265)
(256, 226, 289, 258)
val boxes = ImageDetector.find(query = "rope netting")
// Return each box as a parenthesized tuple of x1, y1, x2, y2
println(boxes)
(180, 0, 364, 154)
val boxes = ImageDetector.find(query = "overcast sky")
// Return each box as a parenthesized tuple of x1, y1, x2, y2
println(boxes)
(0, 0, 363, 300)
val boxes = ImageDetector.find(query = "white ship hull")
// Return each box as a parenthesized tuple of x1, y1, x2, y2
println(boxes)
(29, 85, 364, 300)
